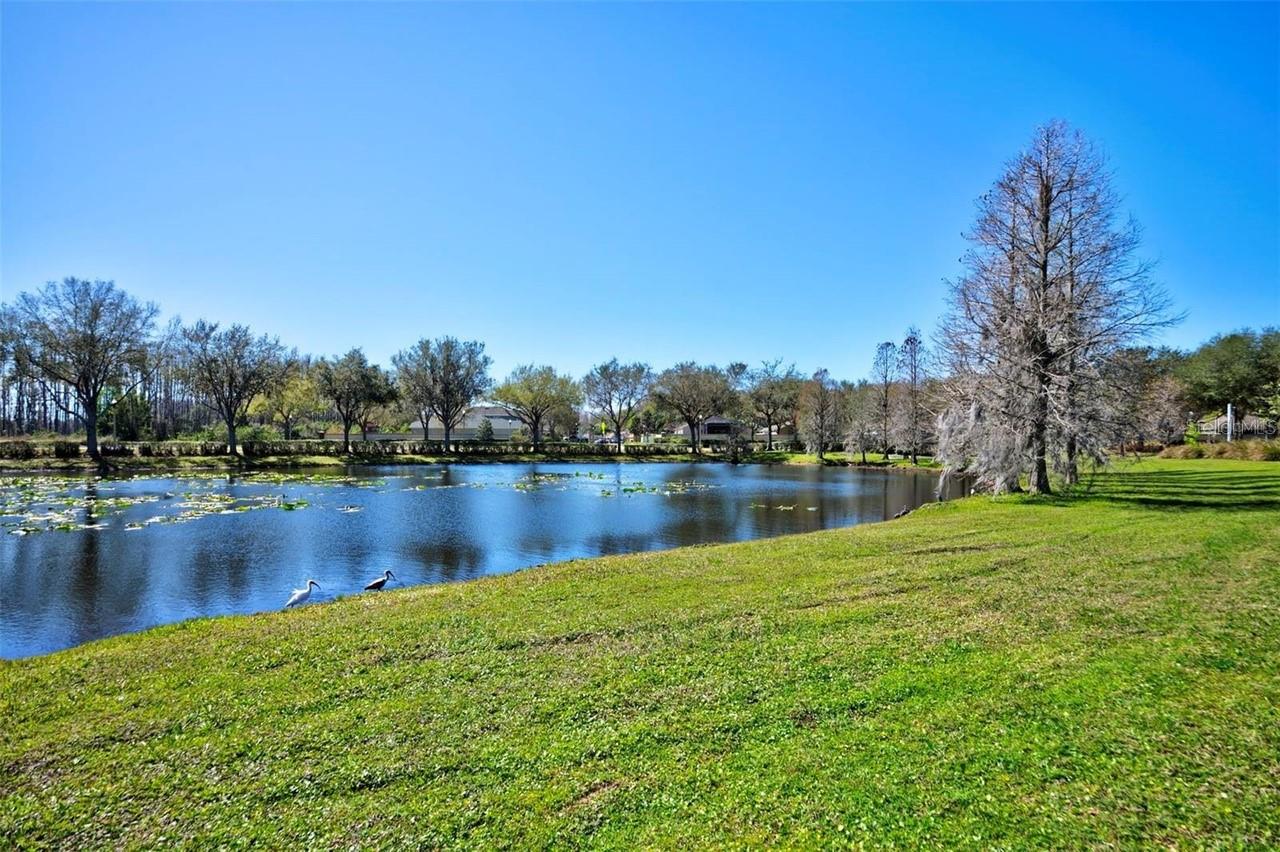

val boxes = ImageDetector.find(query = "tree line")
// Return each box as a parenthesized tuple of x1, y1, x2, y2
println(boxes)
(0, 285, 934, 461)
(2, 121, 1276, 484)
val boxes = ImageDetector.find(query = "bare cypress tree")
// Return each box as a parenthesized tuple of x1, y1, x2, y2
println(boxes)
(798, 368, 839, 461)
(843, 380, 877, 465)
(897, 328, 928, 464)
(937, 121, 1176, 493)
(871, 341, 898, 458)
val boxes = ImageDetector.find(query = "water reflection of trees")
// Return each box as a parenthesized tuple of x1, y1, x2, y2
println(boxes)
(4, 464, 962, 658)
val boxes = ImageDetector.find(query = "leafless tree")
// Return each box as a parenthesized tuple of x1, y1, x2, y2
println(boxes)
(843, 380, 877, 465)
(582, 359, 651, 452)
(871, 341, 898, 457)
(5, 278, 162, 459)
(799, 369, 840, 461)
(897, 328, 928, 464)
(936, 120, 1176, 493)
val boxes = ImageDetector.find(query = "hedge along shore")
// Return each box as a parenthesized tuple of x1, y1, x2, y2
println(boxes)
(2, 457, 1278, 847)
(0, 439, 941, 472)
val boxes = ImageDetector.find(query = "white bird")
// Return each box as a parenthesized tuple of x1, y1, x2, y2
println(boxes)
(364, 570, 396, 591)
(284, 579, 321, 609)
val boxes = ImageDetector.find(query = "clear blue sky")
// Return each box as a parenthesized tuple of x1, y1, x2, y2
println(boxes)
(2, 2, 1277, 380)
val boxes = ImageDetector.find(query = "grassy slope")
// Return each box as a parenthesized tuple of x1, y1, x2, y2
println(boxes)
(2, 459, 1277, 847)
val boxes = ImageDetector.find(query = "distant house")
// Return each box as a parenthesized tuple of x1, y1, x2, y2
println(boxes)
(411, 406, 523, 441)
(1197, 412, 1277, 440)
(673, 416, 743, 445)
(322, 405, 525, 442)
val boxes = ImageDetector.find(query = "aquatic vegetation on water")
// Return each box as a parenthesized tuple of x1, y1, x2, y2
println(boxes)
(0, 474, 315, 534)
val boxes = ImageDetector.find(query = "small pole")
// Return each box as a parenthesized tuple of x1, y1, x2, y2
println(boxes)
(1227, 403, 1234, 442)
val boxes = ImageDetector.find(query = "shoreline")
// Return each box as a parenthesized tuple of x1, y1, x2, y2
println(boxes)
(0, 450, 941, 475)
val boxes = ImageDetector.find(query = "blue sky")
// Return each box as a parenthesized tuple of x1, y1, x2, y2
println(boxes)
(2, 2, 1276, 380)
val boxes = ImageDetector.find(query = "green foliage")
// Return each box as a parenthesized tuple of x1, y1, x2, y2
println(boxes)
(491, 365, 583, 446)
(1184, 420, 1202, 446)
(3, 459, 1277, 846)
(99, 388, 151, 440)
(1178, 328, 1280, 416)
(476, 417, 495, 442)
(184, 423, 283, 443)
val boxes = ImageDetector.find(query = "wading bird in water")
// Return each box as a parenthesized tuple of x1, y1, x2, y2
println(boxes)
(364, 570, 396, 591)
(285, 579, 321, 609)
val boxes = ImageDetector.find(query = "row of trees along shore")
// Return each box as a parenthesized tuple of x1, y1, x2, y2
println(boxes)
(2, 121, 1277, 491)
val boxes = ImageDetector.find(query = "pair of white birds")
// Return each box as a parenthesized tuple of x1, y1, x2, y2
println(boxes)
(283, 570, 397, 609)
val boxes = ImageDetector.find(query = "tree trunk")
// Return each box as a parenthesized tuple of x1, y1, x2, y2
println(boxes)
(342, 422, 352, 454)
(767, 422, 774, 451)
(615, 425, 624, 453)
(443, 421, 451, 450)
(226, 418, 239, 456)
(532, 419, 541, 451)
(1028, 380, 1052, 494)
(687, 419, 700, 454)
(84, 399, 100, 461)
(1065, 434, 1079, 485)
(283, 416, 292, 441)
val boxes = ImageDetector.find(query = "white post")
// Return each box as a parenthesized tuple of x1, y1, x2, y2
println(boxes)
(1227, 403, 1234, 442)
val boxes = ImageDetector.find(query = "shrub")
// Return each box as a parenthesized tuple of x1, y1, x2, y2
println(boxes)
(53, 441, 81, 459)
(1159, 439, 1278, 461)
(0, 441, 37, 460)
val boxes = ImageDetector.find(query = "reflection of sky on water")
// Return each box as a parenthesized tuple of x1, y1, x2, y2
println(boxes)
(1, 463, 961, 658)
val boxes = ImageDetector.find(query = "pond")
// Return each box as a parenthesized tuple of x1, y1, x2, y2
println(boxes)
(1, 462, 964, 658)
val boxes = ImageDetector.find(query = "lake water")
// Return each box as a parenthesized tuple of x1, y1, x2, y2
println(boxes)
(1, 462, 962, 658)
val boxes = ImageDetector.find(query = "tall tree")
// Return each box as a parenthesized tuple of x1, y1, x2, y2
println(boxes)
(650, 362, 735, 454)
(316, 349, 395, 452)
(936, 121, 1174, 493)
(259, 367, 321, 440)
(1178, 329, 1280, 419)
(897, 328, 928, 464)
(843, 380, 877, 465)
(492, 365, 582, 449)
(871, 341, 898, 458)
(392, 339, 434, 439)
(748, 359, 803, 451)
(181, 320, 285, 454)
(4, 278, 161, 459)
(798, 368, 840, 461)
(582, 359, 652, 452)
(418, 338, 491, 446)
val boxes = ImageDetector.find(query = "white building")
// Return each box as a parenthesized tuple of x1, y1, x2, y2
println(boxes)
(411, 406, 523, 441)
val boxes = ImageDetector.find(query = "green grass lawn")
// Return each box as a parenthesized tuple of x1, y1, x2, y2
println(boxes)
(2, 458, 1277, 847)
